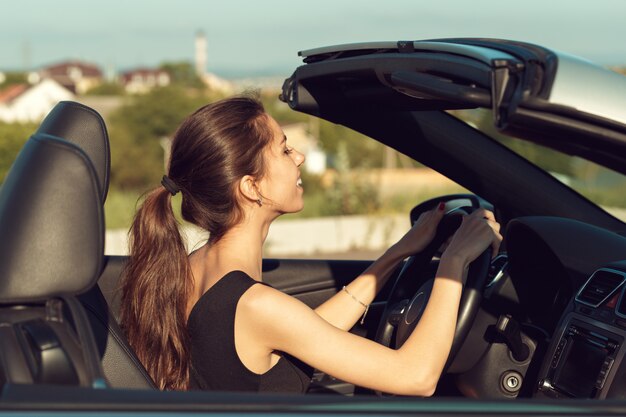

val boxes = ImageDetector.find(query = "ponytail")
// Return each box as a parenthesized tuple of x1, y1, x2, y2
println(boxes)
(120, 187, 192, 390)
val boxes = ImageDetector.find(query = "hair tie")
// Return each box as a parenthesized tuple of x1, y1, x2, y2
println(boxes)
(161, 175, 180, 196)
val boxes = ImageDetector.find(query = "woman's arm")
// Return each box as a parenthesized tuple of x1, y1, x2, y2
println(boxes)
(314, 204, 446, 331)
(244, 210, 501, 396)
(313, 244, 409, 331)
(242, 251, 463, 396)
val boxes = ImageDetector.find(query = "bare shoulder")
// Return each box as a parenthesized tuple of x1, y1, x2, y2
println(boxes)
(238, 282, 312, 321)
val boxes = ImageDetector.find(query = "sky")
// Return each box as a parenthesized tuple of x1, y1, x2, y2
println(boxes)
(1, 0, 626, 79)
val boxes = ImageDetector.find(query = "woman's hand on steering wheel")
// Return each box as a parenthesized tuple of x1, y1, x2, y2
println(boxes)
(440, 209, 503, 272)
(393, 202, 447, 258)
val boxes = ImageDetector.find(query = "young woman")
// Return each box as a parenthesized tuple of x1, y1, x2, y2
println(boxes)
(120, 96, 501, 394)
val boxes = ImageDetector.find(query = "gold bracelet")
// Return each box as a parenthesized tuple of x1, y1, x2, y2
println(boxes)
(342, 286, 370, 325)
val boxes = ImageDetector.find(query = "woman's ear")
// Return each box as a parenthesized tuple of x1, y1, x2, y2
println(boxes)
(238, 175, 261, 204)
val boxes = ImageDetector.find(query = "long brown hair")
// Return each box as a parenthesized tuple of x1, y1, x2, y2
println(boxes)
(119, 96, 273, 390)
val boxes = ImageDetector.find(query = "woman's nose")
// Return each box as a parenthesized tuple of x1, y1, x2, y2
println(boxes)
(293, 149, 305, 167)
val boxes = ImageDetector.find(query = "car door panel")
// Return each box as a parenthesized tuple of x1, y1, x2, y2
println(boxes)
(97, 256, 385, 315)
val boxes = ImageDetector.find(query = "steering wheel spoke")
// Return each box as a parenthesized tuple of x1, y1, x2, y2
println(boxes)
(388, 300, 409, 326)
(375, 299, 409, 348)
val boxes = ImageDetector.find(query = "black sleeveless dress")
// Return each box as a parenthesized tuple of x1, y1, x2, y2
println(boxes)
(187, 270, 313, 392)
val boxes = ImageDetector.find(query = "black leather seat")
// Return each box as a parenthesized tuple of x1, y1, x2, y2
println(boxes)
(0, 133, 106, 387)
(36, 101, 156, 389)
(36, 101, 111, 203)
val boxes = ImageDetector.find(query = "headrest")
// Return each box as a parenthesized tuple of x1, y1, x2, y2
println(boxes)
(37, 101, 111, 202)
(0, 134, 104, 302)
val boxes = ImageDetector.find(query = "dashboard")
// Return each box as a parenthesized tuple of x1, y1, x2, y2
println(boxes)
(477, 216, 626, 399)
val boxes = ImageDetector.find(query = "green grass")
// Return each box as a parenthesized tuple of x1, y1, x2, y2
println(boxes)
(104, 189, 185, 229)
(104, 190, 143, 229)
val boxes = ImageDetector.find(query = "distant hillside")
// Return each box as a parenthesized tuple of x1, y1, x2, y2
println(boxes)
(611, 66, 626, 76)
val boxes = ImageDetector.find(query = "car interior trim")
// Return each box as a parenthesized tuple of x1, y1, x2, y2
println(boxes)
(575, 268, 626, 309)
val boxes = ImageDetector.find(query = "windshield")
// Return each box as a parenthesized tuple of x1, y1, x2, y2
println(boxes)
(450, 108, 626, 222)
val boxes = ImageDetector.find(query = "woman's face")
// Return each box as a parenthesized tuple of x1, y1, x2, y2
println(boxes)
(257, 115, 305, 214)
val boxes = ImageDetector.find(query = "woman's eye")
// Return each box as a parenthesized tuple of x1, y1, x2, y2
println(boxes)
(284, 147, 293, 155)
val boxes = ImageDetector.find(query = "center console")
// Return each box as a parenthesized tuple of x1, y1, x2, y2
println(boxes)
(537, 317, 623, 398)
(535, 267, 626, 399)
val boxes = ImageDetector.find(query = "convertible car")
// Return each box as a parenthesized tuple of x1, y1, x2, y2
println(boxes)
(1, 38, 626, 415)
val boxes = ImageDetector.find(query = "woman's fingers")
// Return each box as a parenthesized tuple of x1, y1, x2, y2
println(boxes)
(480, 210, 503, 258)
(491, 229, 503, 258)
(468, 208, 494, 222)
(478, 212, 502, 259)
(445, 209, 501, 263)
(397, 202, 449, 256)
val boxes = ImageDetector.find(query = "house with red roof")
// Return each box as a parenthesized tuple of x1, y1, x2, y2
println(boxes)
(0, 79, 74, 123)
(30, 60, 103, 94)
(120, 68, 170, 94)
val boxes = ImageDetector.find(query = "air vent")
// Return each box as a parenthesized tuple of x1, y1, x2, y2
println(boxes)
(575, 268, 626, 308)
(485, 253, 508, 288)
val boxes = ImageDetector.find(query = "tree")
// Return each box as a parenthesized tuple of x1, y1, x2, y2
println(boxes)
(108, 85, 223, 190)
(159, 61, 205, 89)
(318, 119, 386, 169)
(0, 72, 28, 88)
(321, 141, 380, 215)
(260, 93, 309, 125)
(84, 82, 125, 96)
(0, 122, 38, 183)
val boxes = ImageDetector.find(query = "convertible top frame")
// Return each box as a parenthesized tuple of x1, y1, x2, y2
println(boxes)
(282, 38, 626, 176)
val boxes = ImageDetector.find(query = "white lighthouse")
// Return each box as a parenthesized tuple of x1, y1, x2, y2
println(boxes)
(195, 30, 207, 78)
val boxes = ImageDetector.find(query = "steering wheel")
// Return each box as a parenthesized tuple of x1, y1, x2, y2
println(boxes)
(374, 206, 492, 375)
